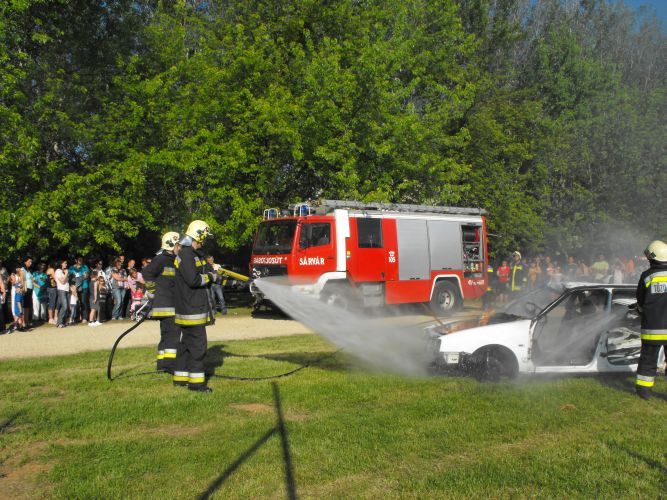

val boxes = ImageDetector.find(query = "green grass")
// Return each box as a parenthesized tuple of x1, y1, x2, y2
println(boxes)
(0, 334, 665, 499)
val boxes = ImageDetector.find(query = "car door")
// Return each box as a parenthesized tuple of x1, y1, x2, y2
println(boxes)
(531, 289, 609, 367)
(294, 221, 337, 283)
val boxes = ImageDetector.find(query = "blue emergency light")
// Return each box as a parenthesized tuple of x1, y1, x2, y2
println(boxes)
(294, 203, 310, 216)
(263, 208, 279, 219)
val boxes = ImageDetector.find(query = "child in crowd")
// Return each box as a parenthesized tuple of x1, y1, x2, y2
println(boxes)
(10, 274, 24, 332)
(69, 283, 78, 325)
(97, 274, 108, 322)
(496, 259, 510, 304)
(88, 271, 100, 327)
(130, 282, 146, 318)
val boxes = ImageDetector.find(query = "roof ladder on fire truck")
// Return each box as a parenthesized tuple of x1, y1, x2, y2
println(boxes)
(307, 199, 486, 216)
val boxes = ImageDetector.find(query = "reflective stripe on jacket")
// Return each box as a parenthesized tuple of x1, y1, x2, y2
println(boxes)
(511, 262, 526, 292)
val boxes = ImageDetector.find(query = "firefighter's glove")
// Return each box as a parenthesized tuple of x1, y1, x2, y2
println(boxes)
(145, 290, 155, 300)
(207, 272, 221, 285)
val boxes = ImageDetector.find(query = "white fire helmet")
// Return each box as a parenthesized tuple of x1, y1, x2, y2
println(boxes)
(644, 240, 667, 263)
(161, 231, 180, 251)
(185, 220, 213, 243)
(512, 251, 522, 260)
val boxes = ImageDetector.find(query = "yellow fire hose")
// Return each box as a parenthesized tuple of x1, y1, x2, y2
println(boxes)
(217, 267, 250, 282)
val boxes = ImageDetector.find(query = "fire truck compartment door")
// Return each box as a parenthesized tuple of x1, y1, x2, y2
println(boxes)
(397, 219, 430, 280)
(427, 220, 463, 270)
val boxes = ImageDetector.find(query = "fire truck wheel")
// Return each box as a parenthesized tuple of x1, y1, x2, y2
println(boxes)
(430, 281, 462, 314)
(321, 284, 352, 310)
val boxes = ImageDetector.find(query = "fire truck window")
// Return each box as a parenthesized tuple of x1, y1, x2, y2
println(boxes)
(254, 220, 297, 255)
(299, 223, 331, 249)
(357, 218, 383, 248)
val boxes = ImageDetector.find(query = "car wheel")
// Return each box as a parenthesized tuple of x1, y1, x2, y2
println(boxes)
(430, 281, 462, 315)
(471, 346, 518, 382)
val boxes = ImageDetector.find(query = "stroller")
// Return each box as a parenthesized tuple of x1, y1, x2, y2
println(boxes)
(130, 288, 152, 322)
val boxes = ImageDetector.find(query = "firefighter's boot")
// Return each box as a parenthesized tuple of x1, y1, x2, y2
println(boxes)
(188, 385, 213, 393)
(635, 386, 651, 400)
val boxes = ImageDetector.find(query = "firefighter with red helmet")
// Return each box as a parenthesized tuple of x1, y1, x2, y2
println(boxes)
(172, 220, 220, 393)
(635, 240, 667, 399)
(142, 231, 180, 373)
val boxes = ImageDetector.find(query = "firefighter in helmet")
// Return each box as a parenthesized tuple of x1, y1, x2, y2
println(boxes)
(510, 251, 527, 294)
(635, 240, 667, 399)
(173, 220, 220, 393)
(142, 231, 181, 373)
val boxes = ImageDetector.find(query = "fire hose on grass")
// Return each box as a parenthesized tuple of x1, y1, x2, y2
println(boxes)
(106, 291, 341, 382)
(106, 312, 151, 381)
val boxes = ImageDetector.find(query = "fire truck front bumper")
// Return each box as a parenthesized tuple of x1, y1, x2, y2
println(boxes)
(249, 280, 264, 301)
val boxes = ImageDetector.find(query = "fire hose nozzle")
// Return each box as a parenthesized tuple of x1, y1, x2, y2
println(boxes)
(217, 267, 250, 282)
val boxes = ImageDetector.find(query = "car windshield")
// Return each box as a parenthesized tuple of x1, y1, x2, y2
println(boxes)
(500, 286, 564, 319)
(253, 220, 297, 255)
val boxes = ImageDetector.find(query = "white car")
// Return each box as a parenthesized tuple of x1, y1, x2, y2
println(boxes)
(426, 283, 664, 380)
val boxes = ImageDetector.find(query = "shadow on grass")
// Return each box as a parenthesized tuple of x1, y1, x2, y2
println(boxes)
(607, 441, 667, 474)
(204, 345, 225, 376)
(595, 373, 667, 402)
(206, 347, 347, 380)
(260, 351, 348, 372)
(198, 382, 296, 500)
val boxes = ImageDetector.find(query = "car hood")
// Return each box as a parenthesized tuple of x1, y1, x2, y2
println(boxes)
(435, 319, 533, 353)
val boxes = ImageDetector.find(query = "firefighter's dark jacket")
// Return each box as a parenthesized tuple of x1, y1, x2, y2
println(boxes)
(511, 261, 527, 291)
(636, 261, 667, 344)
(174, 244, 213, 326)
(142, 250, 176, 318)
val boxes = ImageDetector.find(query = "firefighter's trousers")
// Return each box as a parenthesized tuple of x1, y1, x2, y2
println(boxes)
(173, 325, 208, 389)
(636, 342, 666, 395)
(157, 316, 179, 373)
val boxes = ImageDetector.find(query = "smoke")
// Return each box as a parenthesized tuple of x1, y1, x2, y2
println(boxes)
(255, 279, 431, 376)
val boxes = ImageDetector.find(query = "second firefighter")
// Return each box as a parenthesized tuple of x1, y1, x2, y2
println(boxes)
(173, 220, 220, 393)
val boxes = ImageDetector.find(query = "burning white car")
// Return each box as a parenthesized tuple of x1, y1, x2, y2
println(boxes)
(426, 283, 664, 380)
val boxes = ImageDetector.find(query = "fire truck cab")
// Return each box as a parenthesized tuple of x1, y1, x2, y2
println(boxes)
(250, 200, 488, 313)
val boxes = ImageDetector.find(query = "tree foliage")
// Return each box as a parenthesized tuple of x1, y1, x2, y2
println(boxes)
(0, 0, 664, 260)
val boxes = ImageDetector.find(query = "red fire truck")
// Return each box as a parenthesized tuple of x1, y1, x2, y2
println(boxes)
(249, 200, 488, 313)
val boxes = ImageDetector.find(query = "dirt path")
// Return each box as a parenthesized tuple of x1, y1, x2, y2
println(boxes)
(0, 305, 479, 360)
(0, 312, 314, 360)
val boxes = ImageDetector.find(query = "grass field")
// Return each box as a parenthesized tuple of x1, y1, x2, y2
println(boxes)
(1, 334, 665, 499)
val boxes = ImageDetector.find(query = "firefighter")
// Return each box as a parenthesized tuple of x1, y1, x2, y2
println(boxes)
(510, 251, 527, 294)
(635, 240, 667, 400)
(173, 220, 220, 393)
(142, 231, 181, 373)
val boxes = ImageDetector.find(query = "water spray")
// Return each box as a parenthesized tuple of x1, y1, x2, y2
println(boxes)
(255, 278, 432, 376)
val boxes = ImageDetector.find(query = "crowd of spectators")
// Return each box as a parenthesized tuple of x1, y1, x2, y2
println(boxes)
(489, 251, 645, 303)
(0, 253, 229, 334)
(0, 247, 646, 333)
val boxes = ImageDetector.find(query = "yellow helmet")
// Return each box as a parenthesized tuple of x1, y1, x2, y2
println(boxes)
(185, 220, 213, 243)
(645, 240, 667, 263)
(161, 231, 180, 251)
